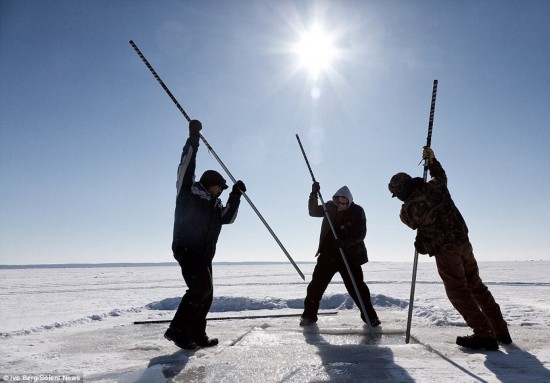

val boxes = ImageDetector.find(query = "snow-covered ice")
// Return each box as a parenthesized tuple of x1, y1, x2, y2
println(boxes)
(1, 261, 549, 382)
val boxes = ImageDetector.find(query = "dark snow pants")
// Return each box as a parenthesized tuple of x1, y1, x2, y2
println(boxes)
(171, 252, 214, 337)
(434, 241, 508, 338)
(302, 254, 378, 323)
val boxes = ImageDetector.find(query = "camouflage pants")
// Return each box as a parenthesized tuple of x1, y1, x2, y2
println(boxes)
(434, 241, 508, 338)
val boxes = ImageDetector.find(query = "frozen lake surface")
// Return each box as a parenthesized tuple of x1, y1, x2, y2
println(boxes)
(1, 261, 549, 382)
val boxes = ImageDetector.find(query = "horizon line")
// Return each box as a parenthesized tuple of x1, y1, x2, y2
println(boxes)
(1, 259, 547, 270)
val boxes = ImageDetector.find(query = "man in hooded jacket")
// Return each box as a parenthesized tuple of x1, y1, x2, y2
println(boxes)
(389, 146, 511, 351)
(300, 182, 380, 327)
(165, 119, 246, 350)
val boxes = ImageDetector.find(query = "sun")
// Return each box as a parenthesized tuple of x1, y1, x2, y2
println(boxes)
(293, 24, 337, 81)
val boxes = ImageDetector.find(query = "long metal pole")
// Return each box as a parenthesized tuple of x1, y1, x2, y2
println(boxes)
(134, 311, 338, 325)
(129, 40, 305, 281)
(296, 134, 374, 335)
(405, 80, 438, 343)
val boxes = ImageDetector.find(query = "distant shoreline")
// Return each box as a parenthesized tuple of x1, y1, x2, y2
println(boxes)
(0, 261, 315, 270)
(0, 260, 547, 270)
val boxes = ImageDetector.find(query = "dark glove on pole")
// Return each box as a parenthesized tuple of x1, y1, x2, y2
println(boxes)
(232, 180, 246, 195)
(311, 182, 320, 194)
(189, 120, 202, 137)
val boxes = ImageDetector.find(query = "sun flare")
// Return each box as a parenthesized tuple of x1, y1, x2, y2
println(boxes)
(293, 24, 337, 81)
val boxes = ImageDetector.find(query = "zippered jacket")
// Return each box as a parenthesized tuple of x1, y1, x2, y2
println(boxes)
(172, 135, 241, 263)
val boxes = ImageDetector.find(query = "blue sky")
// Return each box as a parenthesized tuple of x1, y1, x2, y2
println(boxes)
(1, 0, 549, 266)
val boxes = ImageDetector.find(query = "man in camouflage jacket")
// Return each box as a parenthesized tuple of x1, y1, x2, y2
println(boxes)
(389, 147, 511, 351)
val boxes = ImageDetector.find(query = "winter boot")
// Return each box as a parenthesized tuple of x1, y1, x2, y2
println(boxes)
(496, 331, 513, 345)
(456, 334, 498, 351)
(164, 327, 197, 350)
(370, 318, 381, 327)
(194, 335, 219, 347)
(299, 316, 317, 326)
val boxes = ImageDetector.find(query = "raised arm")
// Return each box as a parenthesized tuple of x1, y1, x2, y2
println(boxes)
(176, 120, 202, 196)
(423, 147, 447, 187)
(308, 182, 325, 217)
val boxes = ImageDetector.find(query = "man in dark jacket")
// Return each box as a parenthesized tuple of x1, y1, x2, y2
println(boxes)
(165, 120, 246, 350)
(389, 147, 511, 351)
(300, 182, 380, 327)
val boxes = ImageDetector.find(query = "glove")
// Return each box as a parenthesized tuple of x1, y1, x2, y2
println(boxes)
(232, 180, 246, 195)
(189, 120, 202, 137)
(311, 182, 320, 194)
(414, 236, 428, 255)
(422, 146, 435, 162)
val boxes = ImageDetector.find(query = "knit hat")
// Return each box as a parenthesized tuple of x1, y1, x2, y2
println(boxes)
(199, 170, 228, 190)
(388, 172, 412, 199)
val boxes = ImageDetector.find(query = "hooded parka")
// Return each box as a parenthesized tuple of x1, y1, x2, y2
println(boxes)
(309, 186, 368, 265)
